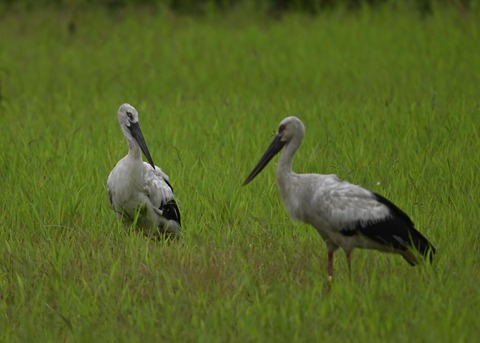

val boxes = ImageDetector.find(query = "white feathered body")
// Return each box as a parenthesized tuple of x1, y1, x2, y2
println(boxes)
(277, 171, 397, 253)
(107, 156, 180, 236)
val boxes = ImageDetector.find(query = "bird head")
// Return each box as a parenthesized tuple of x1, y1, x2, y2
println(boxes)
(243, 116, 305, 185)
(276, 116, 306, 144)
(117, 103, 156, 169)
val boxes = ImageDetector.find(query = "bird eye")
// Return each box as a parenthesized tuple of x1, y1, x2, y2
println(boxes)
(278, 124, 286, 134)
(126, 111, 133, 120)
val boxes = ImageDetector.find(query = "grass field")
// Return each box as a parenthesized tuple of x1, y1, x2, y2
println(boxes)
(1, 4, 479, 342)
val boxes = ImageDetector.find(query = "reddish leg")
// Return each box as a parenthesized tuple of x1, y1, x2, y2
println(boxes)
(327, 251, 334, 281)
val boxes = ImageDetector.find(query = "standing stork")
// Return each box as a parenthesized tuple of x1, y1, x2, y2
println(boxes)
(107, 103, 181, 238)
(243, 116, 435, 280)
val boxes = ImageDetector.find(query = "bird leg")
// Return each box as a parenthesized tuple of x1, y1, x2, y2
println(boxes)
(327, 252, 334, 281)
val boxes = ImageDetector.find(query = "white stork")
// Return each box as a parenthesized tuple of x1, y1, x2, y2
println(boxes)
(107, 103, 181, 238)
(243, 116, 435, 280)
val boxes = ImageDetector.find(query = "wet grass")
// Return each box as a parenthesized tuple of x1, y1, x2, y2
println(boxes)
(0, 5, 479, 342)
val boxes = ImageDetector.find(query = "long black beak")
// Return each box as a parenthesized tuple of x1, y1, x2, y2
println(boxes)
(243, 134, 285, 185)
(128, 122, 155, 169)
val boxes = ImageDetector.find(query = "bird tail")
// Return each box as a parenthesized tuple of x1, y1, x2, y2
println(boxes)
(402, 227, 436, 265)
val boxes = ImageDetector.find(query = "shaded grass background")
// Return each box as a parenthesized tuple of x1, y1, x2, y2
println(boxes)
(0, 5, 479, 342)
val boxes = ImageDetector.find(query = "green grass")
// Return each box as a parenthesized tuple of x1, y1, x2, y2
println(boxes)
(1, 5, 479, 342)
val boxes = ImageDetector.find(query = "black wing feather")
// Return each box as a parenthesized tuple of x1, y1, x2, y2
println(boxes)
(160, 199, 181, 225)
(373, 192, 414, 227)
(341, 192, 436, 264)
(164, 179, 174, 192)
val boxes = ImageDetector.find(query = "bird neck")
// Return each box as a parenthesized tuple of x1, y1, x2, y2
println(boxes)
(277, 138, 299, 182)
(127, 139, 142, 160)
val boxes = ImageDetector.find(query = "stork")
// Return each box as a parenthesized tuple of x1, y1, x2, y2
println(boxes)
(243, 116, 435, 280)
(107, 103, 181, 238)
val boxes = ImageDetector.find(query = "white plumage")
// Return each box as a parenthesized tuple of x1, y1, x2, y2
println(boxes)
(107, 104, 181, 238)
(243, 116, 435, 279)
